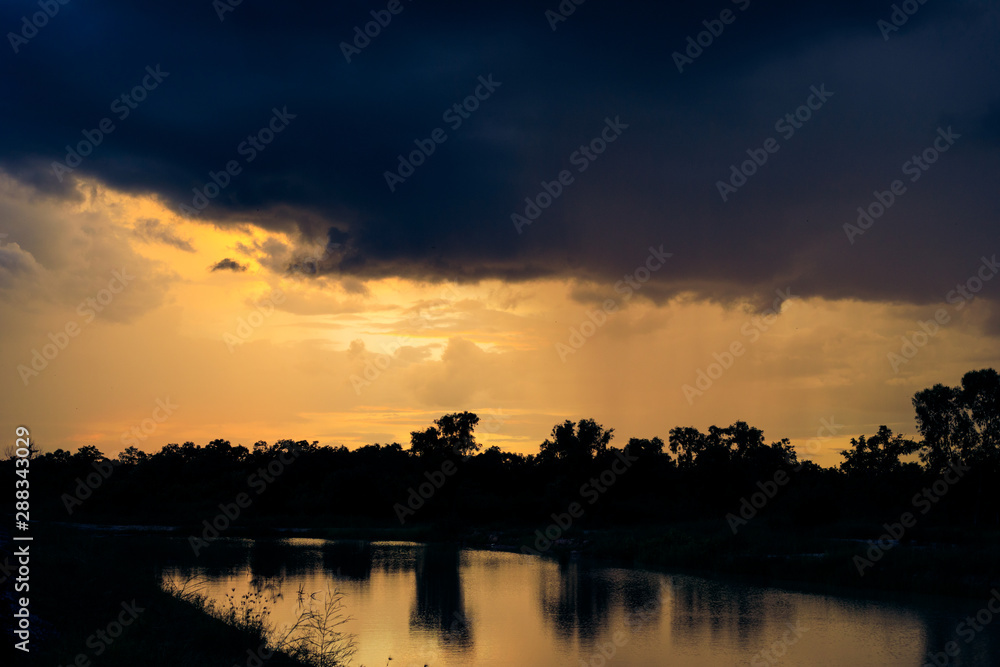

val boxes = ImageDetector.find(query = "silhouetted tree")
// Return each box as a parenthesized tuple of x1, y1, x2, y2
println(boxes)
(538, 419, 613, 465)
(715, 422, 765, 460)
(73, 445, 105, 464)
(839, 425, 918, 478)
(117, 446, 148, 466)
(956, 369, 1000, 470)
(43, 448, 73, 465)
(913, 368, 1000, 472)
(623, 437, 665, 461)
(435, 412, 481, 458)
(668, 426, 707, 469)
(410, 426, 442, 458)
(669, 422, 793, 470)
(913, 369, 1000, 525)
(410, 412, 481, 459)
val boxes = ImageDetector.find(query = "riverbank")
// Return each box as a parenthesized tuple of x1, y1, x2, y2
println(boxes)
(505, 522, 1000, 600)
(3, 522, 313, 666)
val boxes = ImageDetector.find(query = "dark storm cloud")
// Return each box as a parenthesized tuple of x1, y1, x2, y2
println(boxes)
(210, 258, 247, 272)
(2, 0, 998, 308)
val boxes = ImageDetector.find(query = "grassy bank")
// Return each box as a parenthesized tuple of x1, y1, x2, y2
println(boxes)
(6, 522, 313, 667)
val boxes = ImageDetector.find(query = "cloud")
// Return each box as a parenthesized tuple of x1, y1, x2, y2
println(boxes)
(210, 258, 248, 272)
(0, 0, 996, 310)
(0, 176, 172, 321)
(0, 239, 42, 289)
(132, 218, 195, 252)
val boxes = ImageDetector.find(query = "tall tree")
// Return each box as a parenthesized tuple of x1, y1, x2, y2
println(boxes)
(913, 368, 1000, 471)
(668, 426, 708, 468)
(435, 412, 481, 459)
(839, 425, 918, 478)
(410, 412, 482, 459)
(624, 437, 665, 461)
(538, 418, 614, 464)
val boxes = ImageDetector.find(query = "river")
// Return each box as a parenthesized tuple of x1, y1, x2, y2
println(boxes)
(160, 538, 1000, 666)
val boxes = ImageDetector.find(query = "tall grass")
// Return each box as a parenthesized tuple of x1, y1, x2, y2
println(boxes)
(276, 586, 357, 667)
(163, 574, 358, 666)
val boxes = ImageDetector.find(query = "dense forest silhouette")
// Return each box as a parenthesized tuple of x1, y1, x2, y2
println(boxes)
(11, 368, 999, 537)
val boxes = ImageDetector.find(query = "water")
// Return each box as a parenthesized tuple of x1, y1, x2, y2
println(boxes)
(161, 538, 1000, 666)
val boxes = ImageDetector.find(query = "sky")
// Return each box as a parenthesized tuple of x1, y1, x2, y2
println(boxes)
(2, 0, 999, 467)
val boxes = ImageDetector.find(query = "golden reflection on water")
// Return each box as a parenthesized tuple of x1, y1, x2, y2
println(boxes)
(161, 539, 992, 667)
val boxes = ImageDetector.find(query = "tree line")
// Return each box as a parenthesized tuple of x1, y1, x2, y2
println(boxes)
(10, 368, 999, 531)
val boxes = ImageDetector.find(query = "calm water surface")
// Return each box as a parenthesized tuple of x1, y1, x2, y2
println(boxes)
(160, 538, 1000, 666)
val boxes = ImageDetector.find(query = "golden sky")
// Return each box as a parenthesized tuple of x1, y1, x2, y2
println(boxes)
(2, 176, 998, 468)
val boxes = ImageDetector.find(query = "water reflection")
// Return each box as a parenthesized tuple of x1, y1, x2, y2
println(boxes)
(157, 538, 1000, 667)
(618, 570, 663, 634)
(540, 558, 614, 641)
(669, 575, 786, 649)
(248, 537, 320, 579)
(409, 545, 473, 648)
(322, 540, 372, 581)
